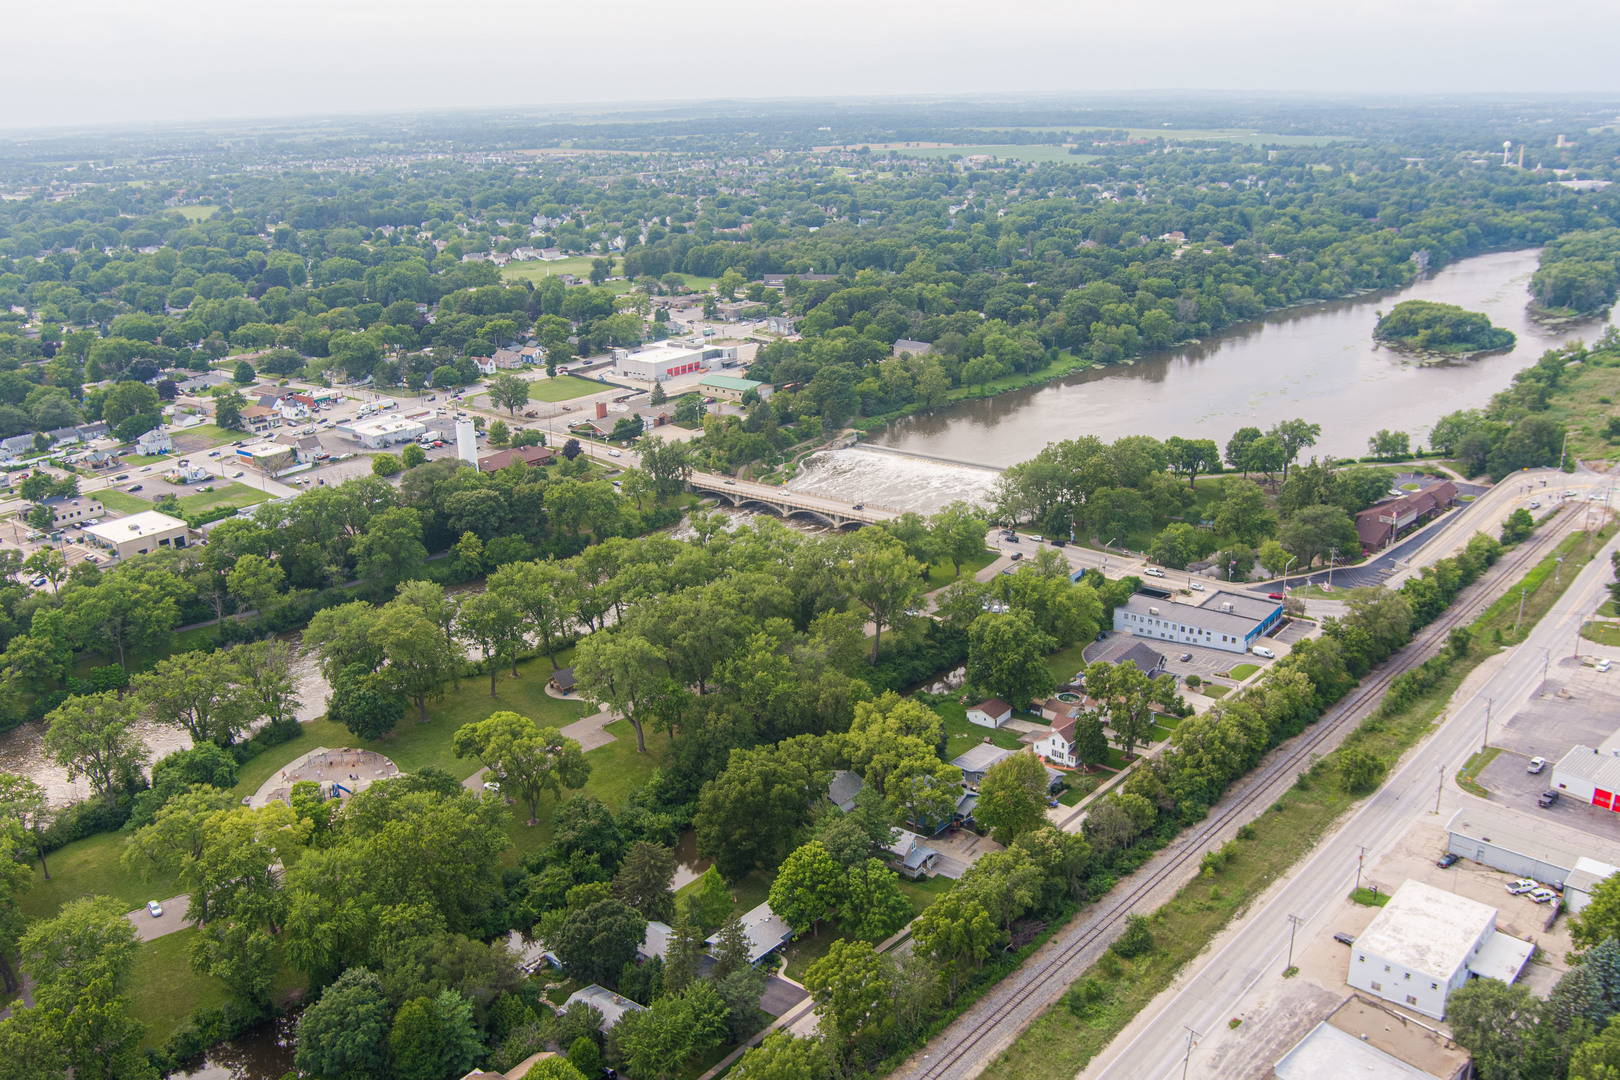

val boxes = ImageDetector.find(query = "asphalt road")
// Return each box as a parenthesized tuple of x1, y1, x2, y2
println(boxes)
(886, 503, 1598, 1080)
(1086, 514, 1620, 1080)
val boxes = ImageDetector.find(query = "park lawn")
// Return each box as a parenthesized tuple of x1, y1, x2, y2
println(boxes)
(174, 204, 219, 221)
(172, 424, 242, 447)
(1582, 623, 1620, 647)
(925, 547, 998, 590)
(94, 489, 152, 514)
(530, 375, 609, 402)
(119, 454, 170, 466)
(130, 929, 233, 1048)
(936, 701, 1026, 760)
(21, 830, 179, 920)
(174, 482, 270, 515)
(501, 257, 607, 285)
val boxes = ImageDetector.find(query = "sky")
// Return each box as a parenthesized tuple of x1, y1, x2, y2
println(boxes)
(5, 0, 1620, 130)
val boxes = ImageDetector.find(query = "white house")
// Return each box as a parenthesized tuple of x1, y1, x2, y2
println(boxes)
(1034, 718, 1081, 768)
(135, 429, 173, 455)
(1346, 880, 1532, 1020)
(705, 902, 793, 965)
(966, 698, 1013, 728)
(949, 743, 1014, 786)
(474, 356, 498, 376)
(563, 985, 645, 1029)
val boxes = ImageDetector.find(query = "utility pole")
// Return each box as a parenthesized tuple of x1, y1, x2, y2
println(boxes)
(1327, 547, 1337, 591)
(1355, 846, 1367, 894)
(1481, 697, 1493, 753)
(1541, 649, 1551, 697)
(1515, 586, 1527, 633)
(1435, 763, 1445, 814)
(1555, 554, 1565, 587)
(1286, 914, 1306, 969)
(1180, 1026, 1204, 1080)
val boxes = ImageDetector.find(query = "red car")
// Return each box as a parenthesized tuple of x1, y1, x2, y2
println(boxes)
(1268, 592, 1284, 600)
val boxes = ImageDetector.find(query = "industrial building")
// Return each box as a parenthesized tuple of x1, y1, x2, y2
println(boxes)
(1271, 995, 1470, 1080)
(1345, 880, 1532, 1020)
(337, 415, 428, 448)
(82, 510, 191, 560)
(1444, 805, 1620, 889)
(613, 343, 738, 382)
(1552, 738, 1620, 812)
(698, 373, 771, 402)
(1112, 589, 1283, 654)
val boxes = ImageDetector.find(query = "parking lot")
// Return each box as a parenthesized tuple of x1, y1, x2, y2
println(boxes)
(1476, 655, 1620, 843)
(1086, 633, 1280, 685)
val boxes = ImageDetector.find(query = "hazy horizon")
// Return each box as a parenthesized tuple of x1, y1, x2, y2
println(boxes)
(6, 0, 1620, 131)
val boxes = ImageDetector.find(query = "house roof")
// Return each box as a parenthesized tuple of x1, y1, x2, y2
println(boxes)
(563, 985, 646, 1028)
(1273, 1021, 1435, 1080)
(1355, 482, 1459, 547)
(550, 667, 576, 691)
(83, 510, 187, 544)
(949, 743, 1014, 774)
(705, 902, 793, 964)
(969, 698, 1012, 718)
(1353, 880, 1495, 981)
(478, 445, 555, 472)
(828, 769, 864, 812)
(892, 339, 932, 353)
(640, 920, 672, 961)
(1089, 638, 1166, 673)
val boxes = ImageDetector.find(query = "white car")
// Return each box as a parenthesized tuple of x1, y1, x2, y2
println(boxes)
(1251, 645, 1276, 659)
(146, 900, 163, 917)
(482, 780, 501, 792)
(1142, 567, 1166, 578)
(1527, 756, 1548, 774)
(608, 449, 622, 457)
(1505, 878, 1538, 895)
(1529, 887, 1559, 905)
(1188, 582, 1205, 591)
(1599, 659, 1613, 673)
(1564, 489, 1578, 497)
(1030, 534, 1044, 543)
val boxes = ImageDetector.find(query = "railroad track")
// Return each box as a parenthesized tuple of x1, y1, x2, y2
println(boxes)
(902, 508, 1589, 1080)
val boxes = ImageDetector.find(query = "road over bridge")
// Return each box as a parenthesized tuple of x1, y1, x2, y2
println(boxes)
(686, 474, 898, 529)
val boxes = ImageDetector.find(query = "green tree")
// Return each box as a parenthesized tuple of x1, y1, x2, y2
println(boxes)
(844, 531, 925, 662)
(681, 866, 734, 932)
(1280, 503, 1359, 570)
(353, 507, 427, 583)
(695, 743, 832, 881)
(732, 1031, 832, 1080)
(487, 419, 510, 447)
(1212, 478, 1275, 545)
(571, 630, 665, 753)
(131, 650, 250, 746)
(22, 549, 67, 596)
(371, 453, 403, 477)
(974, 752, 1050, 844)
(452, 711, 589, 825)
(226, 552, 284, 629)
(612, 841, 677, 922)
(488, 559, 576, 671)
(370, 600, 458, 723)
(488, 373, 531, 415)
(768, 841, 845, 937)
(456, 591, 525, 697)
(804, 939, 894, 1064)
(1445, 977, 1555, 1080)
(911, 889, 999, 999)
(1269, 418, 1322, 481)
(611, 981, 729, 1080)
(1257, 538, 1293, 578)
(931, 501, 990, 577)
(328, 668, 405, 741)
(966, 610, 1057, 709)
(1573, 877, 1620, 954)
(215, 389, 247, 431)
(401, 443, 428, 469)
(556, 899, 647, 988)
(233, 360, 256, 384)
(42, 693, 148, 805)
(839, 858, 913, 940)
(295, 966, 393, 1080)
(387, 989, 482, 1080)
(1085, 660, 1178, 759)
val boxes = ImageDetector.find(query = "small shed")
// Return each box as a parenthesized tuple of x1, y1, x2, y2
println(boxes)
(966, 698, 1013, 728)
(550, 668, 577, 695)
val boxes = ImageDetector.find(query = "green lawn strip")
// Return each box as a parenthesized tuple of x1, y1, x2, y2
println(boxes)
(1043, 642, 1091, 685)
(171, 424, 242, 447)
(129, 930, 233, 1048)
(1600, 600, 1618, 618)
(1058, 774, 1106, 806)
(938, 701, 1026, 759)
(1227, 664, 1260, 680)
(977, 522, 1615, 1080)
(20, 830, 178, 920)
(530, 375, 611, 402)
(1203, 685, 1230, 698)
(174, 482, 270, 515)
(1582, 622, 1620, 647)
(1457, 746, 1502, 798)
(1350, 887, 1392, 907)
(94, 489, 151, 514)
(926, 548, 998, 590)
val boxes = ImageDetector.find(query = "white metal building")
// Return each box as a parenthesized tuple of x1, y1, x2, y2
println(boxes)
(614, 343, 738, 382)
(1444, 806, 1620, 888)
(338, 416, 428, 449)
(1112, 589, 1283, 655)
(82, 511, 191, 560)
(1346, 880, 1530, 1020)
(1552, 741, 1620, 812)
(1567, 857, 1620, 916)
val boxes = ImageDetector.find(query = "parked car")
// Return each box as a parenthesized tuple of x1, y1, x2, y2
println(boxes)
(482, 780, 501, 792)
(1332, 931, 1356, 946)
(1010, 552, 1023, 561)
(1437, 852, 1460, 869)
(1001, 567, 1017, 576)
(128, 484, 142, 492)
(146, 900, 163, 917)
(1506, 878, 1538, 894)
(1267, 592, 1284, 600)
(29, 576, 48, 588)
(1530, 500, 1542, 509)
(1538, 790, 1560, 808)
(231, 471, 244, 478)
(1529, 888, 1559, 904)
(1599, 659, 1613, 673)
(1178, 653, 1193, 662)
(1528, 757, 1548, 773)
(1189, 582, 1205, 591)
(1251, 646, 1276, 659)
(1050, 538, 1067, 547)
(84, 553, 99, 563)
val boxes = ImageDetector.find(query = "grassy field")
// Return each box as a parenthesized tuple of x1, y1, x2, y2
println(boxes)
(501, 256, 606, 283)
(1541, 348, 1620, 463)
(20, 830, 178, 919)
(174, 482, 271, 515)
(173, 205, 220, 221)
(1226, 663, 1260, 681)
(937, 701, 1026, 760)
(94, 489, 151, 514)
(980, 520, 1616, 1080)
(129, 930, 233, 1047)
(925, 547, 998, 589)
(529, 375, 610, 402)
(172, 424, 243, 448)
(890, 146, 1098, 165)
(1582, 622, 1620, 646)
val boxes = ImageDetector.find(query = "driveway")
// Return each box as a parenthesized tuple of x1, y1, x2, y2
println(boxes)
(127, 895, 190, 940)
(759, 977, 809, 1017)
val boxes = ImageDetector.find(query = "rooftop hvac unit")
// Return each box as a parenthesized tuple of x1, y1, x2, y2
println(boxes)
(1149, 607, 1160, 616)
(1220, 602, 1233, 612)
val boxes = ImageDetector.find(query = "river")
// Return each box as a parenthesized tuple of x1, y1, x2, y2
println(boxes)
(861, 247, 1619, 471)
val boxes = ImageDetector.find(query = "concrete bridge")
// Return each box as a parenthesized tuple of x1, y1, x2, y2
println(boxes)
(686, 474, 897, 529)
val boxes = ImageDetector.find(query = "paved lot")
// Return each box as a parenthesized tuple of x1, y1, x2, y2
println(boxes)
(760, 977, 809, 1017)
(1270, 617, 1317, 645)
(127, 895, 190, 940)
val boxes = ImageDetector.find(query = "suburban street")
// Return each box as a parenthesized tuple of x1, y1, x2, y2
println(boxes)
(1083, 518, 1620, 1080)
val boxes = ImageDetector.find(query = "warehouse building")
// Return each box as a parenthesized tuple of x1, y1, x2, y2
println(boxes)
(1346, 880, 1532, 1020)
(1112, 589, 1283, 655)
(82, 510, 191, 560)
(613, 343, 738, 382)
(1552, 739, 1620, 813)
(698, 373, 771, 402)
(1444, 806, 1620, 888)
(337, 416, 428, 449)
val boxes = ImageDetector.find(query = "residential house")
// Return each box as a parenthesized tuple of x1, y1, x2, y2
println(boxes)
(0, 433, 37, 459)
(1087, 638, 1167, 677)
(489, 348, 525, 369)
(765, 315, 799, 335)
(891, 338, 933, 358)
(562, 985, 645, 1029)
(273, 433, 324, 464)
(705, 902, 793, 965)
(827, 769, 864, 813)
(1034, 718, 1083, 769)
(762, 273, 839, 288)
(949, 743, 1014, 786)
(477, 445, 556, 472)
(45, 426, 81, 448)
(75, 422, 110, 443)
(883, 829, 942, 880)
(241, 405, 278, 434)
(134, 429, 173, 455)
(966, 698, 1013, 728)
(42, 494, 102, 525)
(474, 356, 498, 376)
(639, 921, 672, 962)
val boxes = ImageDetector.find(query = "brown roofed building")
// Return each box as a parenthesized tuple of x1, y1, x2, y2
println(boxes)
(1354, 481, 1458, 552)
(477, 445, 555, 472)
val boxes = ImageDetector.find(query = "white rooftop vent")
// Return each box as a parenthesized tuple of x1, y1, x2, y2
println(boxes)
(1220, 602, 1233, 612)
(1149, 606, 1160, 616)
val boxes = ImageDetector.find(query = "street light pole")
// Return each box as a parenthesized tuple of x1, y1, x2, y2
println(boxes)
(1286, 914, 1306, 969)
(1355, 846, 1366, 894)
(1180, 1027, 1204, 1080)
(1283, 556, 1297, 596)
(1435, 763, 1445, 814)
(1327, 547, 1337, 592)
(1541, 649, 1550, 697)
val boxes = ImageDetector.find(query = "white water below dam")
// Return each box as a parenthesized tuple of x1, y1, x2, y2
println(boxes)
(784, 447, 1002, 515)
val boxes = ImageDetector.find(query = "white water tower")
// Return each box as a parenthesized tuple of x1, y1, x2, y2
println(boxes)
(1503, 140, 1512, 166)
(455, 418, 477, 466)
